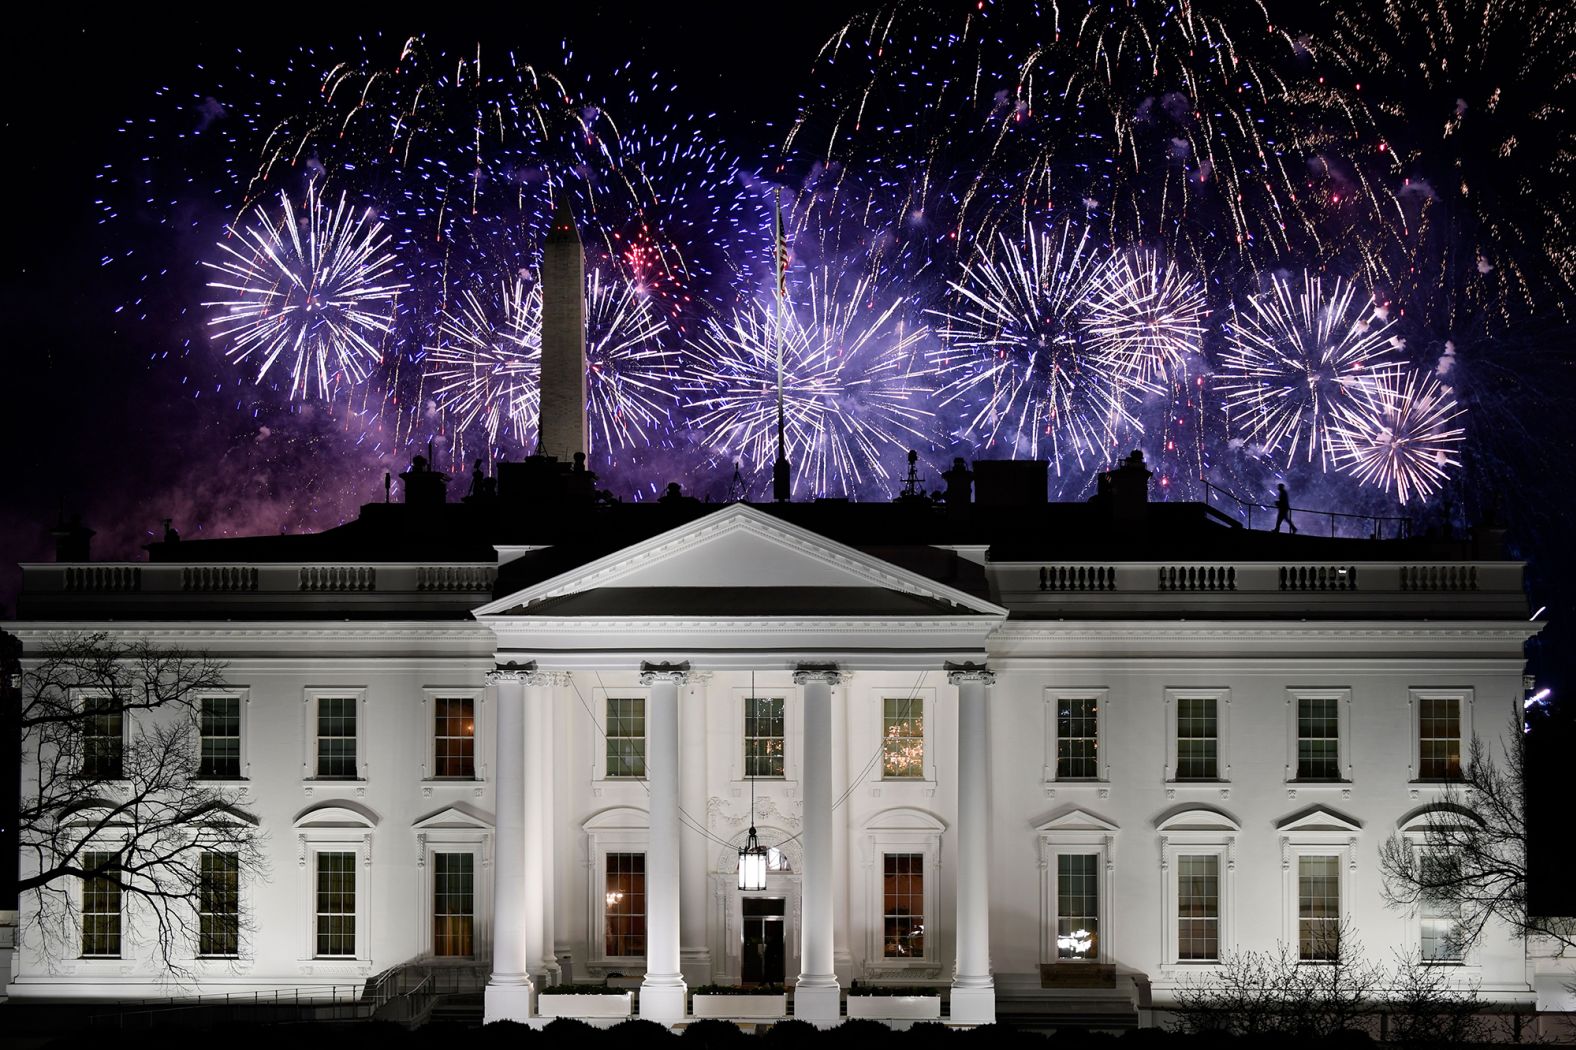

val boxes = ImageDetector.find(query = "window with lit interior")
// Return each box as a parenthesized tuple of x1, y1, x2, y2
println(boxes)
(433, 697, 475, 779)
(1057, 854, 1100, 960)
(433, 852, 475, 957)
(1418, 697, 1462, 780)
(882, 853, 925, 958)
(881, 697, 924, 779)
(744, 696, 785, 778)
(604, 852, 646, 958)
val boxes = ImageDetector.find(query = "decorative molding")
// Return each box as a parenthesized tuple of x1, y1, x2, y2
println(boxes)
(639, 660, 693, 685)
(944, 661, 995, 685)
(793, 663, 847, 686)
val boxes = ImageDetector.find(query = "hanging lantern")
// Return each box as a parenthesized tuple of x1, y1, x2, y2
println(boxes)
(737, 824, 769, 891)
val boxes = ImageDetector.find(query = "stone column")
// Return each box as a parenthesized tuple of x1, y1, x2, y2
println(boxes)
(679, 674, 711, 986)
(522, 674, 547, 984)
(832, 677, 854, 984)
(947, 663, 996, 1024)
(538, 674, 560, 983)
(794, 665, 845, 1024)
(484, 668, 533, 1023)
(639, 662, 688, 1023)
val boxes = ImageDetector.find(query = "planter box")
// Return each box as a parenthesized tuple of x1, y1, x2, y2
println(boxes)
(537, 992, 633, 1018)
(692, 993, 786, 1019)
(847, 995, 942, 1020)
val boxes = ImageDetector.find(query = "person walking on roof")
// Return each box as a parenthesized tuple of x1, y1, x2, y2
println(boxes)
(1274, 483, 1298, 534)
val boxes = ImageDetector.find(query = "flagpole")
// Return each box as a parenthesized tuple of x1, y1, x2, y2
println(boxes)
(772, 187, 792, 502)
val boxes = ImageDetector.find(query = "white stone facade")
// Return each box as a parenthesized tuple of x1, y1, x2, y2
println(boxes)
(7, 503, 1552, 1022)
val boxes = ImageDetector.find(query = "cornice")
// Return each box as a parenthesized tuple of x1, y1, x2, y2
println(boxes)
(991, 621, 1541, 641)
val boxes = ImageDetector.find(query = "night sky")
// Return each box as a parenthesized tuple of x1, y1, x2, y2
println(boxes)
(1, 5, 1572, 905)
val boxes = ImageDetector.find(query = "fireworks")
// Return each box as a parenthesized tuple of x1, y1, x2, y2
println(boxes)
(204, 182, 404, 399)
(1084, 250, 1208, 389)
(688, 267, 932, 498)
(1333, 368, 1465, 503)
(426, 276, 540, 447)
(928, 225, 1135, 479)
(1218, 272, 1405, 468)
(584, 269, 676, 453)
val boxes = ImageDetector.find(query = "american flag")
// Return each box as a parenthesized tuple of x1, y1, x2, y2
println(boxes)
(774, 188, 789, 300)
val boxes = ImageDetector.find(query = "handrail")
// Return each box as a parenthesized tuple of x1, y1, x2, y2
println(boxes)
(1199, 479, 1411, 540)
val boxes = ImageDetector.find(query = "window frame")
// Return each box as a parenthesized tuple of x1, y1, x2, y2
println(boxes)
(197, 849, 242, 959)
(1284, 688, 1352, 785)
(195, 687, 250, 783)
(738, 691, 790, 781)
(1037, 811, 1117, 966)
(312, 850, 360, 960)
(421, 687, 487, 785)
(78, 849, 122, 959)
(1394, 819, 1480, 969)
(1277, 828, 1357, 963)
(72, 689, 127, 782)
(1164, 688, 1231, 786)
(583, 806, 649, 973)
(293, 808, 375, 967)
(860, 808, 944, 975)
(414, 809, 493, 963)
(1044, 688, 1110, 786)
(879, 693, 929, 782)
(1159, 810, 1239, 969)
(301, 687, 369, 786)
(1409, 689, 1473, 784)
(595, 687, 650, 782)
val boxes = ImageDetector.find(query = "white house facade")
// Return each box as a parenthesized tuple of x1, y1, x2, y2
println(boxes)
(6, 453, 1560, 1026)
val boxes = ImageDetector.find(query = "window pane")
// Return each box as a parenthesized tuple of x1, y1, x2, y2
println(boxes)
(81, 698, 124, 779)
(1177, 855, 1220, 961)
(1175, 698, 1218, 780)
(606, 698, 646, 778)
(882, 853, 925, 958)
(882, 697, 924, 779)
(433, 852, 475, 957)
(1418, 698, 1462, 779)
(1056, 854, 1100, 960)
(200, 696, 242, 778)
(1057, 698, 1099, 780)
(434, 697, 476, 779)
(199, 851, 240, 957)
(1419, 855, 1463, 962)
(81, 851, 121, 957)
(605, 853, 646, 957)
(316, 698, 358, 778)
(1298, 855, 1341, 961)
(315, 852, 357, 957)
(1297, 696, 1341, 780)
(744, 696, 786, 778)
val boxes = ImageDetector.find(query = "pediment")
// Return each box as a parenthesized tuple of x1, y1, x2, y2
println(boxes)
(413, 804, 492, 831)
(293, 801, 380, 829)
(1036, 807, 1119, 834)
(582, 805, 648, 831)
(475, 504, 1005, 619)
(1276, 804, 1362, 834)
(865, 807, 947, 833)
(1397, 803, 1483, 833)
(1156, 806, 1240, 833)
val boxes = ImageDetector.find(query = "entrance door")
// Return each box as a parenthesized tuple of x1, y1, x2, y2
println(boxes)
(741, 896, 786, 985)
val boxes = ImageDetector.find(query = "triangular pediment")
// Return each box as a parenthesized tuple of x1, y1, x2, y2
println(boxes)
(412, 804, 493, 831)
(1036, 807, 1120, 834)
(1276, 804, 1362, 834)
(475, 504, 1005, 619)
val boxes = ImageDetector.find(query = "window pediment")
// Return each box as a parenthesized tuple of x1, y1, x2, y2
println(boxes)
(293, 801, 379, 829)
(1397, 802, 1484, 833)
(865, 806, 946, 833)
(1036, 807, 1119, 835)
(1276, 804, 1362, 834)
(1156, 806, 1240, 833)
(582, 805, 649, 832)
(412, 804, 492, 831)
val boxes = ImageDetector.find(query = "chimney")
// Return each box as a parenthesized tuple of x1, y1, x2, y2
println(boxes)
(941, 457, 974, 506)
(1099, 449, 1152, 524)
(972, 460, 1048, 506)
(51, 514, 94, 562)
(539, 196, 587, 463)
(399, 454, 449, 507)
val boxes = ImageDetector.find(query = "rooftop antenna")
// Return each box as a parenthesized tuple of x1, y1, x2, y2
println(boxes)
(771, 187, 792, 503)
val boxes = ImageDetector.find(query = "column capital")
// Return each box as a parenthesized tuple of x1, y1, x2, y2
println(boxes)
(793, 663, 848, 686)
(488, 660, 537, 684)
(945, 661, 995, 686)
(640, 660, 692, 686)
(522, 670, 573, 687)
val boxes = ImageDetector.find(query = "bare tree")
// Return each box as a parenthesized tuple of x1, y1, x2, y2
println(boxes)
(1383, 948, 1485, 1046)
(18, 632, 267, 979)
(1378, 716, 1576, 957)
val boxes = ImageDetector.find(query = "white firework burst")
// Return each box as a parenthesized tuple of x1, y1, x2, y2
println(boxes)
(1083, 249, 1207, 388)
(1333, 368, 1466, 503)
(426, 275, 540, 446)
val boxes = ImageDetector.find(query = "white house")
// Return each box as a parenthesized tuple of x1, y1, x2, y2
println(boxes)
(5, 449, 1556, 1026)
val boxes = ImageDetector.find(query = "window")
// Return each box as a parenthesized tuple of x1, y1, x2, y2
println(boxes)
(198, 852, 240, 957)
(882, 853, 924, 958)
(1056, 854, 1100, 959)
(881, 697, 924, 779)
(1177, 855, 1220, 961)
(434, 697, 475, 779)
(81, 697, 123, 779)
(1057, 697, 1100, 779)
(433, 852, 475, 957)
(1419, 855, 1463, 963)
(604, 852, 646, 957)
(744, 696, 785, 778)
(200, 696, 242, 778)
(1298, 855, 1341, 961)
(1176, 697, 1218, 780)
(315, 851, 357, 957)
(316, 697, 358, 779)
(1295, 697, 1340, 780)
(80, 851, 120, 957)
(606, 697, 646, 778)
(1418, 697, 1462, 780)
